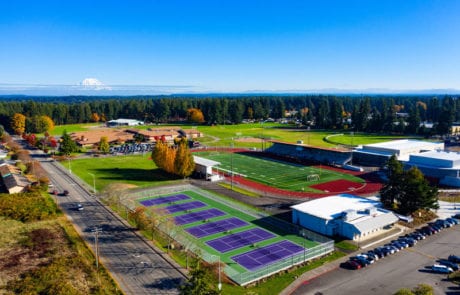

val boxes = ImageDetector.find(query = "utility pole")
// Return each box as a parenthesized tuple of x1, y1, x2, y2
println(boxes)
(92, 227, 102, 270)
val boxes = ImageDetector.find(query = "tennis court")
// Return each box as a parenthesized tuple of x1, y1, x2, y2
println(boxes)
(174, 208, 226, 225)
(136, 189, 332, 285)
(186, 217, 249, 238)
(139, 194, 189, 206)
(206, 228, 275, 253)
(196, 151, 363, 192)
(231, 240, 305, 271)
(164, 201, 207, 213)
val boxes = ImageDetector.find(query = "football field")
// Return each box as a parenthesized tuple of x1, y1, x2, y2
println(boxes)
(197, 151, 363, 192)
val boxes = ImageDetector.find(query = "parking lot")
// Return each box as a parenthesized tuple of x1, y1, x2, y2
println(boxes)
(293, 224, 460, 294)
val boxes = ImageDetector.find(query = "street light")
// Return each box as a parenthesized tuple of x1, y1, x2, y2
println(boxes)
(67, 157, 72, 174)
(211, 255, 222, 291)
(88, 172, 96, 195)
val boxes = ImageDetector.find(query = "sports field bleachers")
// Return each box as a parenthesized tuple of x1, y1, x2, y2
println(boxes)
(266, 141, 352, 165)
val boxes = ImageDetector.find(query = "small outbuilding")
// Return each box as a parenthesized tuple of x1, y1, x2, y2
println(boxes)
(291, 194, 398, 240)
(107, 119, 144, 127)
(193, 156, 222, 181)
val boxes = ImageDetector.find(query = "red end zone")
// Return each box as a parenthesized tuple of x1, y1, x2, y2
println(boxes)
(310, 179, 364, 193)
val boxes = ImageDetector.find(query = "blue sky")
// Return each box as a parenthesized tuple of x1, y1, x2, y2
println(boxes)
(1, 1, 460, 94)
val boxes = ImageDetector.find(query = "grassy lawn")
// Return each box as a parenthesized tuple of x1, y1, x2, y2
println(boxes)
(48, 123, 102, 136)
(195, 151, 363, 192)
(66, 154, 181, 191)
(325, 132, 424, 146)
(49, 122, 416, 150)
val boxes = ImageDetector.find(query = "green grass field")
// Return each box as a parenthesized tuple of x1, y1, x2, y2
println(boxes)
(137, 190, 318, 276)
(67, 154, 181, 191)
(196, 151, 363, 192)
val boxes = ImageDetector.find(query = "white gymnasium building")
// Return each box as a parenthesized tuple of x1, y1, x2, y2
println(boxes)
(291, 194, 399, 240)
(404, 150, 460, 187)
(352, 139, 444, 166)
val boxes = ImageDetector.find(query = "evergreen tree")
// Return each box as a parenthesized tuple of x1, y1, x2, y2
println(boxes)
(399, 167, 438, 214)
(59, 130, 78, 155)
(380, 156, 438, 215)
(380, 155, 404, 210)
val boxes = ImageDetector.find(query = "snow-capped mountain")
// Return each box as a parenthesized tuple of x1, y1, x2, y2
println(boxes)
(79, 78, 111, 90)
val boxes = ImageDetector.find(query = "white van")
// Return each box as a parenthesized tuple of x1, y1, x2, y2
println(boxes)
(432, 264, 453, 274)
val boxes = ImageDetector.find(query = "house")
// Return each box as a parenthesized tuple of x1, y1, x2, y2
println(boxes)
(0, 164, 29, 194)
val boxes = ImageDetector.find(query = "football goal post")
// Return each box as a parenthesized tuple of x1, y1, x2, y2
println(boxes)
(307, 174, 320, 182)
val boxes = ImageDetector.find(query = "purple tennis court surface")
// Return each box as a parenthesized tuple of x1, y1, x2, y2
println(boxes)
(186, 217, 249, 238)
(206, 228, 275, 253)
(174, 208, 226, 225)
(165, 201, 207, 213)
(231, 240, 305, 271)
(139, 194, 190, 206)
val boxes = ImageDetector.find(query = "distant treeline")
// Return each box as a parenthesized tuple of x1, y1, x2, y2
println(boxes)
(0, 95, 458, 135)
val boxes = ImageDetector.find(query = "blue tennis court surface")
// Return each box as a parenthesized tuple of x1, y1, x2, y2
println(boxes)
(140, 194, 189, 206)
(165, 201, 207, 213)
(186, 217, 249, 238)
(231, 240, 305, 271)
(206, 228, 275, 253)
(174, 208, 226, 225)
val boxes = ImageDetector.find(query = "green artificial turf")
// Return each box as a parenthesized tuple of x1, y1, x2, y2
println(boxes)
(195, 151, 363, 192)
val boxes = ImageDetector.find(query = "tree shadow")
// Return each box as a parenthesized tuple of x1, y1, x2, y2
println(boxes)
(95, 167, 180, 182)
(144, 277, 184, 290)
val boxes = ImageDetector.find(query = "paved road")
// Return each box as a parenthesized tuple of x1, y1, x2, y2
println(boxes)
(292, 226, 460, 295)
(25, 145, 187, 294)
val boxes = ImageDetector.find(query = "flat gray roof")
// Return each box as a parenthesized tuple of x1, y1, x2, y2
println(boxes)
(193, 156, 220, 167)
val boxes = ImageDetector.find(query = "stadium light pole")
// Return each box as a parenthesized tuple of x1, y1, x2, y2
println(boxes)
(231, 139, 234, 190)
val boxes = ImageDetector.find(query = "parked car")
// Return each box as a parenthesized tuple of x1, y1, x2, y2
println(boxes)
(76, 203, 84, 211)
(398, 238, 414, 247)
(358, 254, 375, 264)
(52, 189, 58, 195)
(438, 260, 459, 271)
(342, 260, 361, 270)
(390, 241, 405, 250)
(446, 218, 458, 225)
(435, 219, 452, 228)
(384, 245, 398, 254)
(374, 247, 388, 257)
(63, 190, 69, 196)
(428, 223, 442, 232)
(350, 256, 370, 267)
(411, 232, 426, 240)
(366, 250, 381, 260)
(452, 213, 460, 219)
(448, 255, 460, 263)
(431, 264, 454, 274)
